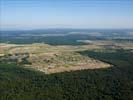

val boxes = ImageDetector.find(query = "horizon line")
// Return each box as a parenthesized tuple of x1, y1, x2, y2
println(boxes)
(1, 28, 133, 31)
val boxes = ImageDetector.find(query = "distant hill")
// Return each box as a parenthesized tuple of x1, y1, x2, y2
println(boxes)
(0, 29, 133, 45)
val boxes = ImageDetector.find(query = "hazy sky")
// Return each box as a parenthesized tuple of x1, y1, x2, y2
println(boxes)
(0, 0, 133, 30)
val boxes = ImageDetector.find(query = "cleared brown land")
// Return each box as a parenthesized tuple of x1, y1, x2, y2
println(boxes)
(47, 62, 111, 74)
(3, 42, 129, 74)
(26, 51, 111, 74)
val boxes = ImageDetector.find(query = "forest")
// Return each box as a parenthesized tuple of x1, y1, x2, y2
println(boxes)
(0, 49, 133, 100)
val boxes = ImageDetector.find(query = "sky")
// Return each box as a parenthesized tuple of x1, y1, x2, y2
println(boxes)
(0, 0, 133, 30)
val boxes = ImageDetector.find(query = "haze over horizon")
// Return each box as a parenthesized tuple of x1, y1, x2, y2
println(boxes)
(0, 0, 133, 30)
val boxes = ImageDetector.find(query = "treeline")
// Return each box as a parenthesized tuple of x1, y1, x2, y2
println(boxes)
(0, 34, 101, 45)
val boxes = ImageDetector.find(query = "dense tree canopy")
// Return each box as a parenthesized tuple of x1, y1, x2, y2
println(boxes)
(0, 49, 133, 100)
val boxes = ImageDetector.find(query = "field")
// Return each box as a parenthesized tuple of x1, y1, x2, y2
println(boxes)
(0, 43, 111, 74)
(1, 39, 133, 74)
